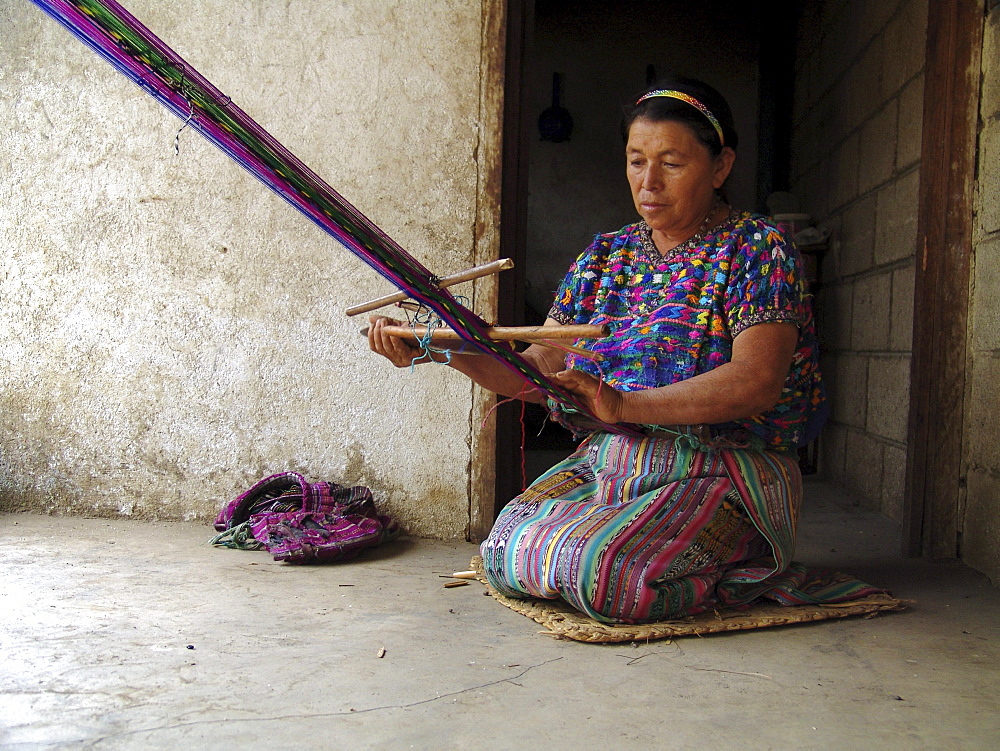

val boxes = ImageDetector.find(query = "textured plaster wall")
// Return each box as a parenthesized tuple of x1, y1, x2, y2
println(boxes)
(522, 1, 761, 320)
(965, 6, 1000, 582)
(0, 0, 504, 538)
(791, 0, 925, 520)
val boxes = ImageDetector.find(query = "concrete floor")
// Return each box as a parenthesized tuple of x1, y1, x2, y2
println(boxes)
(2, 479, 999, 750)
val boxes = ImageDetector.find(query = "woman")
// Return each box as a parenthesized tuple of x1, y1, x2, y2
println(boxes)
(369, 77, 877, 624)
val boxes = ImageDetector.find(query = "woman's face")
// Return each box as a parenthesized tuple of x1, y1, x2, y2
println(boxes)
(626, 117, 734, 238)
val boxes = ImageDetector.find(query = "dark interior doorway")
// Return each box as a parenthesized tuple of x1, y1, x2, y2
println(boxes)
(495, 0, 798, 517)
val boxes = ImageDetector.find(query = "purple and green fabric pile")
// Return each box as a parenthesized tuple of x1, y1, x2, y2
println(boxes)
(212, 472, 398, 564)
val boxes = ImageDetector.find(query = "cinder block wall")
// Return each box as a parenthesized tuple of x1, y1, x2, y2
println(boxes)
(791, 0, 926, 518)
(966, 7, 1000, 580)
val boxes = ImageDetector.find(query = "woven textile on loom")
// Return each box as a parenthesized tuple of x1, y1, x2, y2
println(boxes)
(29, 0, 626, 433)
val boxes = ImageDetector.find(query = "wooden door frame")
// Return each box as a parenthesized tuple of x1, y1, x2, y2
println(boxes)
(479, 0, 987, 555)
(467, 0, 533, 541)
(903, 0, 984, 557)
(492, 0, 533, 534)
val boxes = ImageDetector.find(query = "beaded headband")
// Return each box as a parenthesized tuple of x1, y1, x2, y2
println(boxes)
(635, 89, 725, 147)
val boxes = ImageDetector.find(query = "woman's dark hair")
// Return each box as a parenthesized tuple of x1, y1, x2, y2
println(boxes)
(623, 76, 738, 154)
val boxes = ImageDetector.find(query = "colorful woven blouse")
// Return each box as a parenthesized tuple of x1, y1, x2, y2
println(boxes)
(547, 210, 826, 453)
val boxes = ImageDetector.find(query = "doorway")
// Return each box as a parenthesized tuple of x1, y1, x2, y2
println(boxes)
(495, 0, 794, 517)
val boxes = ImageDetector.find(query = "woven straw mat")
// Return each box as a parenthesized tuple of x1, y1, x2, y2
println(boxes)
(471, 556, 904, 643)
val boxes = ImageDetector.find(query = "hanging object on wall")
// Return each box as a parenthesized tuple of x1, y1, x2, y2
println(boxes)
(28, 0, 635, 436)
(538, 72, 573, 142)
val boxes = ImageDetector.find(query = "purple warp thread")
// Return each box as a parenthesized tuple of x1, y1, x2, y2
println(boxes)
(28, 0, 635, 435)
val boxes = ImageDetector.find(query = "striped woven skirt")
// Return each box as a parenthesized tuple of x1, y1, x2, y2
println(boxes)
(481, 431, 880, 624)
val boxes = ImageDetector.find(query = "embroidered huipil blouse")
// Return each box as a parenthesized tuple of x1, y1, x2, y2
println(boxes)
(547, 210, 825, 453)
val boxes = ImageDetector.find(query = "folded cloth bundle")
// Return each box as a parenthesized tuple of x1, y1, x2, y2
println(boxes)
(211, 472, 398, 563)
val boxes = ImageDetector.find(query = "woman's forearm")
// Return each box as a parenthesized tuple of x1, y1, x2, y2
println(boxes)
(369, 314, 571, 404)
(553, 321, 800, 426)
(619, 323, 798, 425)
(613, 360, 783, 425)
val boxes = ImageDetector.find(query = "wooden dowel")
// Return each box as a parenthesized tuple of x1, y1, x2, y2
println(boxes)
(360, 323, 607, 361)
(367, 324, 608, 342)
(345, 258, 515, 316)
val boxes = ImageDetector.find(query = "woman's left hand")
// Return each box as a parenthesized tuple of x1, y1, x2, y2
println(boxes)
(554, 368, 625, 425)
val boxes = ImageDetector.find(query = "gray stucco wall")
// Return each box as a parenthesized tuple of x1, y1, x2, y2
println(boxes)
(0, 1, 504, 537)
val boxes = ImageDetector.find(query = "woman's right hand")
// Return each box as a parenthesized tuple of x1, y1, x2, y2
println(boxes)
(368, 315, 429, 368)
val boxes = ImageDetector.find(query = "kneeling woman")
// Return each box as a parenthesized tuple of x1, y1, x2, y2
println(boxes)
(369, 77, 877, 624)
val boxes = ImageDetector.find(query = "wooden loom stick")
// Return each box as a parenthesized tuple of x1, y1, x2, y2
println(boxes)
(346, 258, 515, 316)
(389, 304, 602, 358)
(360, 324, 606, 362)
(368, 324, 608, 341)
(395, 300, 425, 312)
